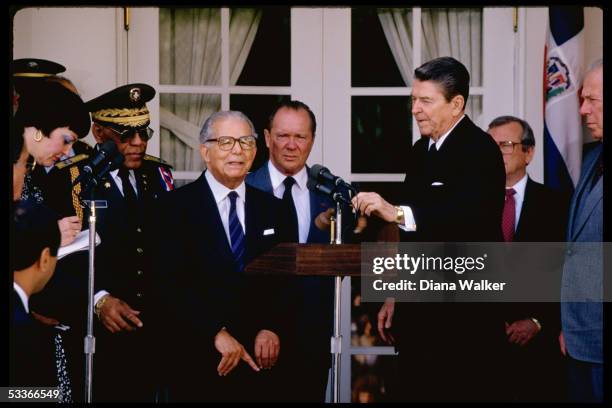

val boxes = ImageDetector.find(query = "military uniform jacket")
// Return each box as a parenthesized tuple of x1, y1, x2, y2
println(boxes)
(38, 140, 93, 219)
(85, 156, 174, 315)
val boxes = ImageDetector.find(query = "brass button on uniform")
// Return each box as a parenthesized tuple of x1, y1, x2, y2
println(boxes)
(136, 227, 142, 233)
(137, 247, 144, 254)
(137, 270, 143, 276)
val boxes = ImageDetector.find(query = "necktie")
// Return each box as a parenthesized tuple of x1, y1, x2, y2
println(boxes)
(429, 142, 438, 155)
(502, 188, 516, 242)
(228, 191, 246, 272)
(118, 167, 138, 208)
(283, 176, 299, 242)
(426, 143, 439, 182)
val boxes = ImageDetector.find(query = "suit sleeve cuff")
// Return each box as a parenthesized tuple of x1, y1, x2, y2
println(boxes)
(398, 205, 417, 232)
(94, 290, 110, 306)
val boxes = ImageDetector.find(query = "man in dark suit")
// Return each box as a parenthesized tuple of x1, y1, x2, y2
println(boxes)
(246, 100, 337, 401)
(153, 110, 292, 402)
(352, 57, 506, 402)
(55, 83, 175, 402)
(10, 201, 62, 394)
(559, 60, 603, 403)
(488, 115, 569, 401)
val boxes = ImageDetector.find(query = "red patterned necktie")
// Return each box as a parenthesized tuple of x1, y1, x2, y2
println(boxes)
(502, 188, 516, 242)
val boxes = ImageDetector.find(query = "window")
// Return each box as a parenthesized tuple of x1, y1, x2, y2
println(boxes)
(157, 7, 291, 183)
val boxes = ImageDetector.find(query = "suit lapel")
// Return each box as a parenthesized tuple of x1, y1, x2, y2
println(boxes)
(104, 173, 128, 213)
(568, 145, 602, 239)
(196, 174, 235, 263)
(248, 164, 274, 195)
(245, 186, 264, 263)
(571, 178, 603, 239)
(515, 178, 535, 239)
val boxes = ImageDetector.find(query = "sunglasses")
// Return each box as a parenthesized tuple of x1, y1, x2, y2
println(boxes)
(108, 126, 154, 143)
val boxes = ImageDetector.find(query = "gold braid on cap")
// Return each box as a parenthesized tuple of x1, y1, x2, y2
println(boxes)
(92, 107, 150, 128)
(13, 73, 54, 78)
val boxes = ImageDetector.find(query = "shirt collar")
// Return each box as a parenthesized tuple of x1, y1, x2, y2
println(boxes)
(508, 173, 528, 201)
(205, 169, 246, 204)
(13, 282, 29, 314)
(267, 161, 308, 191)
(428, 114, 466, 150)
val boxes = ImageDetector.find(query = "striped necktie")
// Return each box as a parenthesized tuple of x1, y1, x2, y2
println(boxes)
(228, 191, 246, 272)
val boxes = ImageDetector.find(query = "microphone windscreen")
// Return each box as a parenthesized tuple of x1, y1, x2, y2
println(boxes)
(309, 164, 324, 180)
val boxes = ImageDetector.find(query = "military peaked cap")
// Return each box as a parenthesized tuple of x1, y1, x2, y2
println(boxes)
(86, 83, 156, 129)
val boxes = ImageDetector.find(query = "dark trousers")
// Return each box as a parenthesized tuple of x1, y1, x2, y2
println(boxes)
(566, 356, 603, 403)
(502, 339, 566, 402)
(93, 325, 156, 402)
(257, 350, 330, 402)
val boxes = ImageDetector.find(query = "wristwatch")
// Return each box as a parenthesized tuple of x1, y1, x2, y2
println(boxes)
(394, 206, 404, 224)
(95, 295, 109, 319)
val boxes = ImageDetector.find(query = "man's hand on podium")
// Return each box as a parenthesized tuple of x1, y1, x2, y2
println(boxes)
(215, 328, 259, 376)
(254, 329, 280, 369)
(377, 297, 396, 345)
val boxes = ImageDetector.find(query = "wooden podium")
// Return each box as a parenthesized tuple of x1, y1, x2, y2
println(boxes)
(246, 243, 362, 276)
(245, 242, 361, 403)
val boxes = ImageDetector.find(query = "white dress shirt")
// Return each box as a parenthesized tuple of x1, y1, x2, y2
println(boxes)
(110, 168, 139, 197)
(205, 170, 246, 244)
(268, 162, 311, 243)
(399, 115, 466, 231)
(13, 282, 29, 314)
(508, 174, 528, 232)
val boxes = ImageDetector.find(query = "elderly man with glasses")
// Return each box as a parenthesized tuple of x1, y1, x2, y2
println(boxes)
(152, 110, 293, 402)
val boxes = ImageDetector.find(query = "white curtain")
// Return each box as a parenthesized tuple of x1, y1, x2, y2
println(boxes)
(159, 8, 262, 172)
(377, 8, 413, 87)
(378, 8, 482, 120)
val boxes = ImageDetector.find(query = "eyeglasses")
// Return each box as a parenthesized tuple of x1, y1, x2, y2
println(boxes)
(206, 135, 257, 151)
(108, 126, 154, 143)
(497, 140, 526, 154)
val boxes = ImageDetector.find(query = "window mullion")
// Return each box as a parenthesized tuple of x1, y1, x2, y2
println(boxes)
(221, 7, 230, 110)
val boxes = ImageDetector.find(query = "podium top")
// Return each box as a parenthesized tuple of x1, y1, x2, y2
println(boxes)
(245, 243, 361, 277)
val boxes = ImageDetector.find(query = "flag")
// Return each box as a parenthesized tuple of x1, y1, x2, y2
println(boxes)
(543, 6, 584, 193)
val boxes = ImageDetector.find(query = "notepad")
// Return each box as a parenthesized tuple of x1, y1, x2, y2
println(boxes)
(57, 229, 102, 260)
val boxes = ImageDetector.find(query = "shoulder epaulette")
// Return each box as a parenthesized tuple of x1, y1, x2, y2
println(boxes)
(54, 153, 89, 170)
(143, 154, 173, 169)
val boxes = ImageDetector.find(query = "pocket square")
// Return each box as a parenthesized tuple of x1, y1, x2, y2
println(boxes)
(263, 228, 275, 236)
(431, 182, 444, 186)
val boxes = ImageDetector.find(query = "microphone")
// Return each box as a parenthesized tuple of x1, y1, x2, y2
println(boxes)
(73, 140, 120, 187)
(309, 164, 357, 195)
(307, 178, 352, 206)
(79, 153, 125, 197)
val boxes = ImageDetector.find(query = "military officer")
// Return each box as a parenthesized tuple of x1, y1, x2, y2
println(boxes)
(12, 58, 66, 114)
(76, 83, 174, 402)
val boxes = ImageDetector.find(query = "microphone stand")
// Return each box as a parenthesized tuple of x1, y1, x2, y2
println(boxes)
(81, 194, 107, 402)
(77, 155, 120, 402)
(329, 200, 343, 403)
(309, 176, 356, 402)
